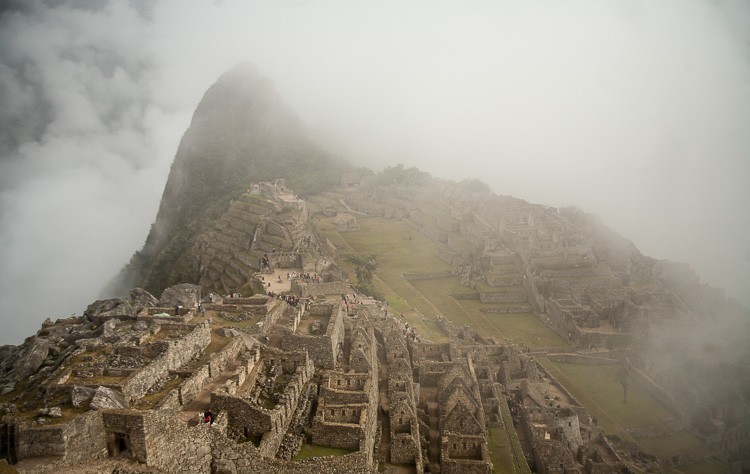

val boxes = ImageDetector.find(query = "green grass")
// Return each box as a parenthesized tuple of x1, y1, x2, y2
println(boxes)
(319, 216, 567, 347)
(488, 402, 531, 474)
(635, 430, 706, 459)
(292, 444, 354, 460)
(538, 357, 678, 447)
(341, 217, 451, 274)
(406, 278, 566, 349)
(667, 458, 732, 473)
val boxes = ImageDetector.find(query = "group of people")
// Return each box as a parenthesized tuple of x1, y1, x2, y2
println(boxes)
(286, 271, 321, 283)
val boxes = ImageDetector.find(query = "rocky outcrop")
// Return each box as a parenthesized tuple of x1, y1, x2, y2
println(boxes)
(14, 338, 49, 380)
(71, 385, 97, 408)
(158, 283, 202, 308)
(130, 287, 158, 309)
(90, 386, 128, 410)
(84, 298, 137, 320)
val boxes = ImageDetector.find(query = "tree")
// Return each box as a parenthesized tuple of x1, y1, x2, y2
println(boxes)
(617, 366, 629, 404)
(349, 254, 376, 285)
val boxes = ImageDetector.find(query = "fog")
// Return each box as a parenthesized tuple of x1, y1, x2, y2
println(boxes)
(0, 0, 748, 345)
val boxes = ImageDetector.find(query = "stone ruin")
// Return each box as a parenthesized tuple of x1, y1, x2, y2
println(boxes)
(0, 178, 747, 472)
(345, 170, 750, 470)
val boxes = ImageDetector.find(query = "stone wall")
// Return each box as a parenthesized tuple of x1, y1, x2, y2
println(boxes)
(212, 347, 314, 458)
(268, 252, 302, 269)
(547, 354, 618, 365)
(101, 410, 149, 462)
(281, 303, 344, 369)
(311, 405, 368, 451)
(16, 424, 65, 460)
(624, 358, 687, 419)
(62, 411, 108, 463)
(478, 290, 528, 304)
(16, 411, 107, 462)
(484, 274, 523, 287)
(402, 272, 452, 281)
(294, 280, 351, 298)
(178, 365, 210, 406)
(320, 373, 372, 404)
(209, 431, 372, 474)
(208, 336, 245, 378)
(120, 322, 211, 403)
(440, 433, 492, 474)
(142, 411, 213, 474)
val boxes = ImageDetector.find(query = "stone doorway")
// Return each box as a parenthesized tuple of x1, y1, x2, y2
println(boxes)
(108, 432, 131, 458)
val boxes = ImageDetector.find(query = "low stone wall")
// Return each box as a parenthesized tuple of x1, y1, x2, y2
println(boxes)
(479, 290, 527, 304)
(436, 249, 457, 265)
(210, 431, 372, 474)
(479, 305, 533, 314)
(485, 274, 523, 287)
(179, 365, 210, 405)
(294, 280, 351, 298)
(311, 418, 365, 451)
(209, 337, 245, 377)
(451, 292, 479, 300)
(157, 387, 182, 411)
(547, 354, 619, 365)
(16, 424, 65, 460)
(402, 271, 452, 281)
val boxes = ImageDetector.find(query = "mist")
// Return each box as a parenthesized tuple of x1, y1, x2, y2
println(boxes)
(0, 0, 748, 345)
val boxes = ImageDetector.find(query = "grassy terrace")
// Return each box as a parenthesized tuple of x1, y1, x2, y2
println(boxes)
(488, 397, 532, 473)
(292, 444, 354, 460)
(667, 458, 732, 473)
(537, 357, 706, 459)
(135, 374, 186, 409)
(318, 215, 570, 347)
(186, 332, 232, 368)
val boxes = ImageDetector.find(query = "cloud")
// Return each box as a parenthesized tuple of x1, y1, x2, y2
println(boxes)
(0, 0, 749, 343)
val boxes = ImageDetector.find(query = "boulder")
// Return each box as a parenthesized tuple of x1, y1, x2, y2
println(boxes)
(159, 283, 202, 309)
(90, 386, 128, 410)
(101, 319, 120, 337)
(130, 287, 158, 310)
(132, 321, 149, 331)
(37, 407, 62, 418)
(14, 339, 49, 380)
(71, 385, 97, 408)
(84, 298, 137, 320)
(219, 328, 242, 338)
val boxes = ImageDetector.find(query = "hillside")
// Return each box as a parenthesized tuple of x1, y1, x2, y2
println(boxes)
(108, 63, 350, 297)
(0, 65, 747, 473)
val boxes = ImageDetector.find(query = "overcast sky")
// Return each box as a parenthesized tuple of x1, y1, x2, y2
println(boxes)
(0, 0, 748, 344)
